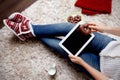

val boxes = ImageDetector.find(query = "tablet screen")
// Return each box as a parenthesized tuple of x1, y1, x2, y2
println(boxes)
(59, 21, 95, 56)
(62, 26, 91, 55)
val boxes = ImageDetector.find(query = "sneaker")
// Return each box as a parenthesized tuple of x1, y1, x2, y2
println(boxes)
(3, 19, 35, 41)
(8, 12, 27, 23)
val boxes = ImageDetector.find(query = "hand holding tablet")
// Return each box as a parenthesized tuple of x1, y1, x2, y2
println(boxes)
(59, 21, 95, 56)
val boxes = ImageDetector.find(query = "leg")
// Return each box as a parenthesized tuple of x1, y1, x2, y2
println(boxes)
(32, 22, 75, 37)
(4, 13, 74, 41)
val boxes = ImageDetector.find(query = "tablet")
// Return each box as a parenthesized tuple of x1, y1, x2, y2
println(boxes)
(59, 21, 95, 56)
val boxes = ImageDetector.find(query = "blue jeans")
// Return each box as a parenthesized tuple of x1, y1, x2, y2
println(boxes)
(32, 23, 114, 78)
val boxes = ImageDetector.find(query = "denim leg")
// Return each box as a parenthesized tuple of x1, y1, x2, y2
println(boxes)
(32, 22, 75, 37)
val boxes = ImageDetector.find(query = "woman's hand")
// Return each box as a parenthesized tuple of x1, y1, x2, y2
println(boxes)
(68, 54, 83, 65)
(79, 22, 109, 34)
(68, 54, 110, 80)
(78, 23, 92, 35)
(86, 22, 106, 32)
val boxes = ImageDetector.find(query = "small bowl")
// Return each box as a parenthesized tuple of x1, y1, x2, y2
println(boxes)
(48, 67, 56, 76)
(47, 63, 56, 76)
